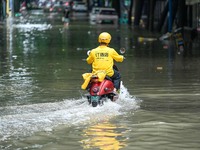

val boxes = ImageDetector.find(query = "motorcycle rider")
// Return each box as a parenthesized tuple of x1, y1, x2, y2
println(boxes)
(86, 32, 124, 93)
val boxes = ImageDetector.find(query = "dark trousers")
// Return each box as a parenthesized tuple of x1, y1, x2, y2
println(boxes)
(111, 69, 121, 90)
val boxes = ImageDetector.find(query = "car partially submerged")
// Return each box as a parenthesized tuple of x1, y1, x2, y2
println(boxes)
(89, 7, 118, 25)
(71, 1, 88, 20)
(72, 1, 87, 12)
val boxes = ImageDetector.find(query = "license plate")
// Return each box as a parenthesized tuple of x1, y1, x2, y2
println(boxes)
(91, 96, 99, 102)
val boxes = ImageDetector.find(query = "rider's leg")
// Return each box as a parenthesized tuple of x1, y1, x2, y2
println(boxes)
(111, 69, 121, 91)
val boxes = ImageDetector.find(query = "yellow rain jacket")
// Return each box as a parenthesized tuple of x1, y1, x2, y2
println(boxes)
(81, 70, 106, 90)
(86, 45, 124, 77)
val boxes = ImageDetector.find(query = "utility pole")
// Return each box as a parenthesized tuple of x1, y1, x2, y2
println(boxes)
(168, 0, 172, 32)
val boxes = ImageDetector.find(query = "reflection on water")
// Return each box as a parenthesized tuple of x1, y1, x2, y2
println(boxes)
(81, 121, 127, 150)
(0, 17, 53, 106)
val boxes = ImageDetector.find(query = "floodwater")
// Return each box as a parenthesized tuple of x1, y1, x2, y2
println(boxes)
(0, 10, 200, 150)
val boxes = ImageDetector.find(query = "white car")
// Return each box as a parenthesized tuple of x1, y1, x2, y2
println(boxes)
(89, 7, 101, 23)
(72, 1, 87, 12)
(89, 7, 118, 25)
(71, 1, 88, 20)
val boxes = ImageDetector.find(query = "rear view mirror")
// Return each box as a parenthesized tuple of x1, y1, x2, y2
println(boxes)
(87, 50, 91, 56)
(120, 48, 126, 54)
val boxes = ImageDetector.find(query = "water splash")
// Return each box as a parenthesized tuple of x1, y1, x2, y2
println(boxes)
(0, 84, 140, 141)
(13, 23, 52, 32)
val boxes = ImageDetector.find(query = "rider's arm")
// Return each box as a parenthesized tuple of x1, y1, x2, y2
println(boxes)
(111, 49, 124, 62)
(86, 51, 94, 64)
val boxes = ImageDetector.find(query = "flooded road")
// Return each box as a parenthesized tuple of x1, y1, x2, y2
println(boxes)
(0, 10, 200, 150)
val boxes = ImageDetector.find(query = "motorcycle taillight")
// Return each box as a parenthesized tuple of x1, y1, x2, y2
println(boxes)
(92, 87, 99, 93)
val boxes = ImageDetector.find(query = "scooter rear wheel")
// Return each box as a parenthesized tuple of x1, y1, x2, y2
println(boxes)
(92, 101, 98, 107)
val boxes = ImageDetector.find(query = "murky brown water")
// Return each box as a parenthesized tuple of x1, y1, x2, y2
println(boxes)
(0, 10, 200, 150)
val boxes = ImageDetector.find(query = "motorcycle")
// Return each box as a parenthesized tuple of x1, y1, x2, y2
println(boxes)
(173, 28, 184, 55)
(83, 48, 125, 107)
(85, 67, 119, 107)
(19, 6, 28, 16)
